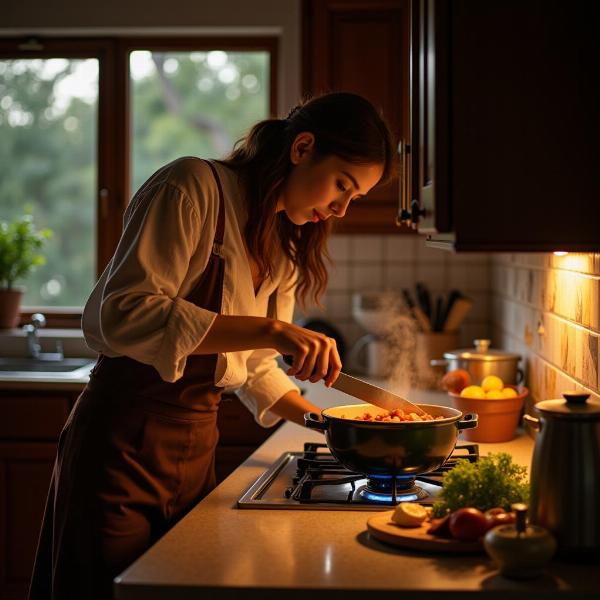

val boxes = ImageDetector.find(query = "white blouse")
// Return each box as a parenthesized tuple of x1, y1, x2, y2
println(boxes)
(82, 157, 300, 427)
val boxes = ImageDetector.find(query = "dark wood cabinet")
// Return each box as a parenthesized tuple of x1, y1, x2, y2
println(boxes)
(302, 0, 411, 234)
(0, 387, 278, 599)
(0, 390, 79, 600)
(406, 0, 600, 251)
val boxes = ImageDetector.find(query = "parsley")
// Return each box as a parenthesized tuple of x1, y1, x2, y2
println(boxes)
(431, 452, 529, 518)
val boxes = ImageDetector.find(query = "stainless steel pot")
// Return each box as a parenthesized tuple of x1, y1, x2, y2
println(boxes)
(304, 404, 477, 476)
(431, 338, 523, 385)
(524, 392, 600, 558)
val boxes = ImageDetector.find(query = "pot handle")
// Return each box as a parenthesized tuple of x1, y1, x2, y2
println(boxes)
(304, 412, 328, 431)
(430, 359, 449, 368)
(457, 413, 478, 430)
(516, 368, 525, 384)
(522, 413, 541, 432)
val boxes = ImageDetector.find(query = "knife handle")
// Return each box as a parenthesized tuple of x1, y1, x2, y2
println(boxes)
(282, 354, 334, 381)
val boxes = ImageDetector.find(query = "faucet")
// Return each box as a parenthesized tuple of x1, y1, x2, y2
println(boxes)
(22, 313, 64, 360)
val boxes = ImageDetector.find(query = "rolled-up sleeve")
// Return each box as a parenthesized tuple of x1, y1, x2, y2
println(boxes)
(236, 274, 300, 427)
(96, 182, 217, 382)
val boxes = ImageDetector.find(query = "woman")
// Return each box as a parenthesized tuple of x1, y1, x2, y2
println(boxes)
(29, 91, 394, 599)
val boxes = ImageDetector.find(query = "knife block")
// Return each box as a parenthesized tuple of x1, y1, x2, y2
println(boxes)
(415, 331, 459, 388)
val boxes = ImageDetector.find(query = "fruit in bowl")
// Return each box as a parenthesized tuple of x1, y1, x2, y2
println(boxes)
(458, 376, 524, 400)
(441, 369, 472, 394)
(448, 376, 529, 442)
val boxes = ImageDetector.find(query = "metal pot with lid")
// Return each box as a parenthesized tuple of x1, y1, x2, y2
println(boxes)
(431, 338, 523, 385)
(524, 392, 600, 558)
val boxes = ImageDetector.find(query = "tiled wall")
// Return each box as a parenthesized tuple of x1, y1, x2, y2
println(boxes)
(298, 235, 492, 365)
(490, 253, 600, 409)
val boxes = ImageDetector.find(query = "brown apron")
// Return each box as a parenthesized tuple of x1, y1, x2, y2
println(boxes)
(29, 160, 227, 600)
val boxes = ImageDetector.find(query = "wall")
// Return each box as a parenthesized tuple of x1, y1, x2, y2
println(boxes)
(300, 235, 492, 372)
(2, 0, 302, 114)
(490, 253, 600, 409)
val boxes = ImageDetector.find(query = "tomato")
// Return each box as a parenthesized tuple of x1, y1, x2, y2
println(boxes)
(448, 508, 488, 541)
(485, 511, 516, 530)
(484, 507, 506, 517)
(427, 514, 452, 538)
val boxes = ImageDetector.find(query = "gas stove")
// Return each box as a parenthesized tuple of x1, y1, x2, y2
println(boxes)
(237, 442, 479, 511)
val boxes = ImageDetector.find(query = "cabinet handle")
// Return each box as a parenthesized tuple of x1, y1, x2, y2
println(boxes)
(396, 140, 412, 227)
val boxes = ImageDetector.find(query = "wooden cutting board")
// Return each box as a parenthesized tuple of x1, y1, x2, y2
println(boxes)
(367, 511, 483, 553)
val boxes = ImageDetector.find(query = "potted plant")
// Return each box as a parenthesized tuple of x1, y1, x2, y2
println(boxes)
(0, 212, 52, 328)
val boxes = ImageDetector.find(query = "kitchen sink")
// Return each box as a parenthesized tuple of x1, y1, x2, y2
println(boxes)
(0, 356, 96, 378)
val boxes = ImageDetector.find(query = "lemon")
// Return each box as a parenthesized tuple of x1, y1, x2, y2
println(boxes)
(460, 385, 486, 399)
(502, 387, 518, 398)
(481, 375, 504, 392)
(391, 502, 428, 527)
(486, 390, 504, 399)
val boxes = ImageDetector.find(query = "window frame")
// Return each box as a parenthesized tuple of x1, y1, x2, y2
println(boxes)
(0, 35, 278, 328)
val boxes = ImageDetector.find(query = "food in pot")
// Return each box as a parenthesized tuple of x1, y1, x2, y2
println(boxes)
(348, 408, 444, 422)
(441, 368, 472, 394)
(502, 387, 517, 398)
(448, 507, 489, 541)
(391, 503, 428, 528)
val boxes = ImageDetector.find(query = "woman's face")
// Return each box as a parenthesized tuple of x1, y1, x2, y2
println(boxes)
(277, 132, 385, 226)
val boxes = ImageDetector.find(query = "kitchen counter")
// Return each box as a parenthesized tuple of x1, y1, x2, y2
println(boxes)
(114, 383, 597, 599)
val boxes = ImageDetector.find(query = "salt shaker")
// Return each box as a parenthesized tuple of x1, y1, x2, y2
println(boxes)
(483, 503, 557, 579)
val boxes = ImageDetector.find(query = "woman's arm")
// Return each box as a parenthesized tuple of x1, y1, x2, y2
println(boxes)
(268, 389, 323, 427)
(192, 315, 342, 387)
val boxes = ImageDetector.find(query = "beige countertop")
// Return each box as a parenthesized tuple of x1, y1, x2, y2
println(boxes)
(114, 381, 597, 599)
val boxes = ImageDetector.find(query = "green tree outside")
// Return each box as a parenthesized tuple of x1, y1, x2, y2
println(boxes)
(0, 50, 269, 308)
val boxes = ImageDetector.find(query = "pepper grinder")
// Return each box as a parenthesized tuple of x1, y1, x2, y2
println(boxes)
(484, 503, 557, 580)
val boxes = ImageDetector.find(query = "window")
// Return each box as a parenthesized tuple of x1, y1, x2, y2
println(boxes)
(0, 37, 276, 323)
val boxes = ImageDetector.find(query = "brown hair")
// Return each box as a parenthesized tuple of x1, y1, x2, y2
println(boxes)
(220, 91, 394, 307)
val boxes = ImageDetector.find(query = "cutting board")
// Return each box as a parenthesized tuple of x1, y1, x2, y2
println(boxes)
(367, 511, 483, 553)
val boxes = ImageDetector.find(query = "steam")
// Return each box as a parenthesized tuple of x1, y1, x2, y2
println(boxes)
(355, 291, 435, 393)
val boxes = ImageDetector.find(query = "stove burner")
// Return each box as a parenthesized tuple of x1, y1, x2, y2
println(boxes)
(285, 442, 479, 506)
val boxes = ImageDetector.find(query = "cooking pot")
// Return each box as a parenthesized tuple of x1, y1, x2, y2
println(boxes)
(304, 404, 477, 476)
(431, 338, 523, 385)
(524, 392, 600, 558)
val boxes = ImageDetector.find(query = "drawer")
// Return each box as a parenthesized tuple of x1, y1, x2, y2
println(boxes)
(0, 395, 71, 440)
(217, 394, 280, 445)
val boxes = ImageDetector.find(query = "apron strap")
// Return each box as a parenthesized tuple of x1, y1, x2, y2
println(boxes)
(204, 160, 225, 256)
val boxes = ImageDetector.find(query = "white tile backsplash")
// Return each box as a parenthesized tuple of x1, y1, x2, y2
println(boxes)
(317, 234, 493, 368)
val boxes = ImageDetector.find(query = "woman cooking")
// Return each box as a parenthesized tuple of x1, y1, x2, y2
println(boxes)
(29, 91, 394, 599)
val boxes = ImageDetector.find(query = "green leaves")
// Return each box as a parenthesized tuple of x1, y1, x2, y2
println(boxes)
(0, 211, 52, 289)
(431, 452, 529, 517)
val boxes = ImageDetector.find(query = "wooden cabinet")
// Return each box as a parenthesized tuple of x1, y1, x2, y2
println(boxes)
(0, 388, 277, 599)
(0, 390, 79, 600)
(302, 0, 412, 234)
(405, 0, 600, 251)
(215, 394, 281, 483)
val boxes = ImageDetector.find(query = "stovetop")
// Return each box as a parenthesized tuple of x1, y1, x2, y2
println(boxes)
(237, 442, 479, 511)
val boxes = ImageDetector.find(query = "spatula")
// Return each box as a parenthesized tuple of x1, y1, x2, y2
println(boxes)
(282, 355, 427, 416)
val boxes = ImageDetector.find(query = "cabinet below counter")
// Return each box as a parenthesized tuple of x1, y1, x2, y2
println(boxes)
(114, 384, 597, 600)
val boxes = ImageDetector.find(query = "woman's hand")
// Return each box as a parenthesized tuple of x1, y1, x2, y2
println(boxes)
(269, 320, 342, 387)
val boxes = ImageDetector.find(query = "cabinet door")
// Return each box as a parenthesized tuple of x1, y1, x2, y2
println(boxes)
(410, 0, 451, 235)
(303, 0, 410, 233)
(412, 0, 600, 251)
(0, 443, 56, 600)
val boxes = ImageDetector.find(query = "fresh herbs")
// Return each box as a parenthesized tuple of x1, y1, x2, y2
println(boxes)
(431, 452, 529, 518)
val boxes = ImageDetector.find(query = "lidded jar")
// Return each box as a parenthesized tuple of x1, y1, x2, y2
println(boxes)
(484, 503, 557, 579)
(524, 392, 600, 558)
